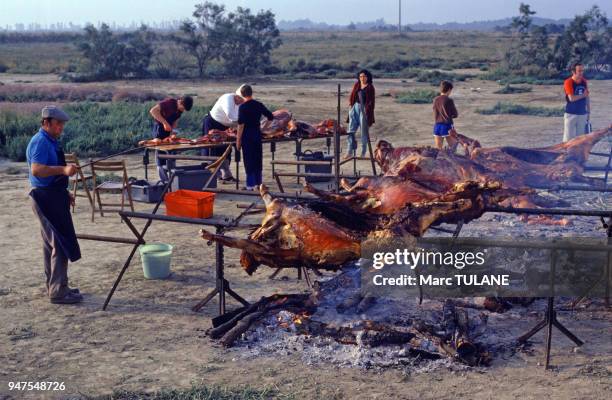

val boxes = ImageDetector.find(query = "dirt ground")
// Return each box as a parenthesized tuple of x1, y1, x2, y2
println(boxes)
(0, 75, 611, 399)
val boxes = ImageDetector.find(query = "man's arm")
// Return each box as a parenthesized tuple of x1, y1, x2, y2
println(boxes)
(567, 92, 589, 102)
(564, 80, 589, 102)
(149, 104, 172, 132)
(226, 96, 239, 124)
(262, 104, 274, 121)
(449, 99, 458, 119)
(31, 163, 77, 178)
(236, 124, 244, 150)
(586, 96, 590, 114)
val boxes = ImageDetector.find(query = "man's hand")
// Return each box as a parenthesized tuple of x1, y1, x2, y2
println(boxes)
(63, 165, 78, 177)
(163, 123, 172, 132)
(69, 192, 76, 206)
(235, 140, 241, 151)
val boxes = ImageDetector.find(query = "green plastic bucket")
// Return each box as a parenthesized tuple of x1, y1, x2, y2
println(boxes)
(139, 243, 173, 279)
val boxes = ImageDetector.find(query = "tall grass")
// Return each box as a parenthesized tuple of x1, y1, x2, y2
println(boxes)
(0, 31, 506, 78)
(493, 84, 533, 94)
(395, 89, 438, 104)
(415, 70, 473, 85)
(0, 101, 210, 161)
(476, 102, 563, 117)
(97, 384, 279, 400)
(0, 84, 167, 103)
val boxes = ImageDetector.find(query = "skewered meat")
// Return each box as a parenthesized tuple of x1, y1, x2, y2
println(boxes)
(200, 182, 507, 273)
(138, 134, 195, 147)
(315, 119, 347, 136)
(377, 127, 610, 189)
(201, 184, 362, 274)
(193, 128, 237, 144)
(261, 109, 293, 138)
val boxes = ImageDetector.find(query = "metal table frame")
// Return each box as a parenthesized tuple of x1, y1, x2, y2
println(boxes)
(429, 207, 612, 369)
(143, 134, 340, 190)
(117, 210, 257, 315)
(77, 151, 258, 314)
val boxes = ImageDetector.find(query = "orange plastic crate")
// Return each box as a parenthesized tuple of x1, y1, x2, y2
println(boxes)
(164, 190, 215, 219)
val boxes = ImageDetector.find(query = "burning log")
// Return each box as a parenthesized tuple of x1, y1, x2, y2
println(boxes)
(207, 293, 491, 365)
(207, 294, 315, 347)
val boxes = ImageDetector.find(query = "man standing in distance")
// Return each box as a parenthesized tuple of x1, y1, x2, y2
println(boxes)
(563, 63, 590, 142)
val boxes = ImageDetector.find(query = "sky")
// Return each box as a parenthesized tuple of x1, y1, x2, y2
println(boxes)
(1, 0, 610, 27)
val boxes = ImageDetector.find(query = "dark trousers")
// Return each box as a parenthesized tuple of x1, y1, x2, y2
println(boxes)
(32, 199, 69, 299)
(242, 131, 263, 188)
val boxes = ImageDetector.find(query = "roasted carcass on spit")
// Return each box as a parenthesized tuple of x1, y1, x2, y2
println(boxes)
(377, 127, 611, 189)
(200, 182, 506, 274)
(201, 184, 362, 274)
(370, 127, 611, 223)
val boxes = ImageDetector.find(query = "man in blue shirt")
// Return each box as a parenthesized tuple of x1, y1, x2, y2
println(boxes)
(27, 105, 83, 304)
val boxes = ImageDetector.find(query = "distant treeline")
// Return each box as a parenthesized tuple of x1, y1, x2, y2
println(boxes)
(0, 2, 609, 82)
(0, 32, 82, 43)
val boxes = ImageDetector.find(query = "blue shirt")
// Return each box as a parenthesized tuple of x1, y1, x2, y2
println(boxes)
(26, 128, 62, 188)
(564, 77, 588, 115)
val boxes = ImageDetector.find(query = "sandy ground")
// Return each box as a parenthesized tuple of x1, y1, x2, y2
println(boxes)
(0, 75, 611, 399)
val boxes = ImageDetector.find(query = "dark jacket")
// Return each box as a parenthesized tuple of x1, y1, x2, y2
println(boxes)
(433, 95, 458, 124)
(349, 82, 375, 126)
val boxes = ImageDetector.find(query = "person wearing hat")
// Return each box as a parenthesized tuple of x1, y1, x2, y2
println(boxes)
(149, 95, 193, 181)
(200, 87, 247, 183)
(236, 84, 274, 190)
(26, 106, 83, 304)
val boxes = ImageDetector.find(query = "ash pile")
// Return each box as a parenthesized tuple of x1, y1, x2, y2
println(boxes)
(204, 265, 549, 371)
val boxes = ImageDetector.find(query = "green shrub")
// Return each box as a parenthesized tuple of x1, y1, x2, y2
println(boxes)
(395, 89, 438, 104)
(3, 135, 31, 161)
(416, 70, 473, 85)
(493, 84, 533, 94)
(98, 384, 276, 400)
(0, 84, 166, 103)
(0, 101, 211, 161)
(476, 102, 563, 117)
(482, 67, 564, 85)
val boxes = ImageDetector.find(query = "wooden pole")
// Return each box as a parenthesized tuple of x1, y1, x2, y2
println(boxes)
(399, 0, 401, 34)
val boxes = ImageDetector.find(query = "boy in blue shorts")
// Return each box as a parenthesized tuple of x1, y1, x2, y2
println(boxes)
(432, 80, 458, 150)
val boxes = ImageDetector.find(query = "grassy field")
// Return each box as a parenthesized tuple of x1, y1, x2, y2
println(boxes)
(0, 101, 211, 161)
(0, 42, 83, 74)
(0, 31, 509, 78)
(270, 31, 506, 77)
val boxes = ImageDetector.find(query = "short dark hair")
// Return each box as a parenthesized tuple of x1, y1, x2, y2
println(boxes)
(440, 80, 453, 93)
(240, 84, 253, 98)
(180, 96, 193, 111)
(570, 62, 583, 73)
(357, 69, 373, 84)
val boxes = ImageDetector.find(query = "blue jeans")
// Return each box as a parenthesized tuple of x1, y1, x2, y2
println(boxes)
(347, 103, 370, 156)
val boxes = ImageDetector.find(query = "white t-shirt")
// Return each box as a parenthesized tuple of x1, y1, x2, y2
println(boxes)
(210, 93, 240, 127)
